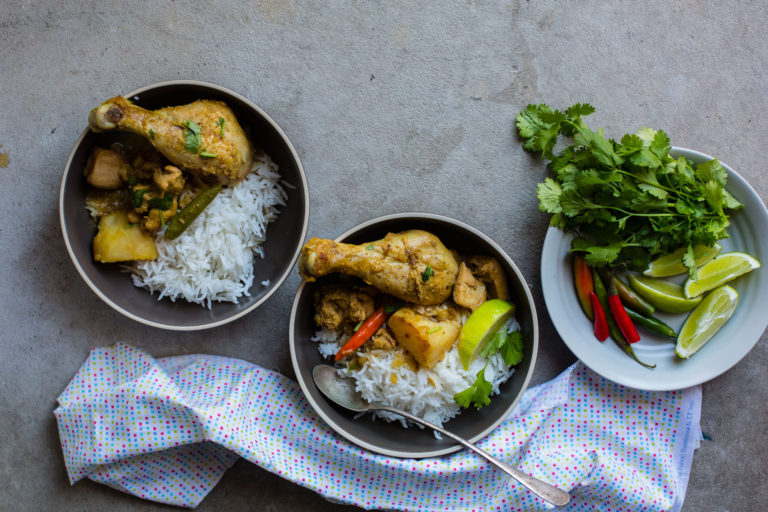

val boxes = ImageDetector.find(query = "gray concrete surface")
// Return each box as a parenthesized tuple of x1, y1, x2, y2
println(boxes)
(1, 1, 766, 510)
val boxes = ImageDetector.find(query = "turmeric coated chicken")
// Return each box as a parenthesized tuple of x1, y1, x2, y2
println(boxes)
(299, 230, 459, 306)
(89, 96, 253, 185)
(313, 285, 376, 331)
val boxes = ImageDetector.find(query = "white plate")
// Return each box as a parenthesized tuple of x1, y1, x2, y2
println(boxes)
(541, 147, 768, 390)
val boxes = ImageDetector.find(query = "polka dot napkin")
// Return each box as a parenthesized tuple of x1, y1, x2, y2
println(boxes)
(54, 343, 701, 511)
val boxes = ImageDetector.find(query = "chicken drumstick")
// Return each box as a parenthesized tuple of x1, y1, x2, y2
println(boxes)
(89, 96, 253, 185)
(299, 230, 459, 306)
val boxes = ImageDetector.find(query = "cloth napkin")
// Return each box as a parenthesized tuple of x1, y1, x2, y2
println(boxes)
(55, 343, 702, 511)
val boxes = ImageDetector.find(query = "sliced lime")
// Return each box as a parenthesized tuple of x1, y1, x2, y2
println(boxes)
(457, 299, 515, 370)
(643, 244, 721, 277)
(683, 252, 761, 298)
(676, 285, 738, 358)
(628, 274, 702, 314)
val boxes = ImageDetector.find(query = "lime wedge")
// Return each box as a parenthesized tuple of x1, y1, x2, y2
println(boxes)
(676, 285, 738, 358)
(683, 252, 761, 298)
(458, 299, 515, 370)
(627, 274, 702, 314)
(643, 244, 722, 277)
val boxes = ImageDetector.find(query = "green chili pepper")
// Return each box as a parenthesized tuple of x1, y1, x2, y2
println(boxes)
(624, 308, 677, 339)
(592, 269, 655, 368)
(612, 275, 655, 316)
(164, 184, 223, 240)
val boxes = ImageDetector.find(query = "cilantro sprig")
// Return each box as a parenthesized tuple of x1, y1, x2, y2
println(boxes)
(181, 120, 202, 153)
(517, 103, 742, 278)
(455, 330, 524, 409)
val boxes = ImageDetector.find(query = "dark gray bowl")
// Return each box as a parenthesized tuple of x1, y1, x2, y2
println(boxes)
(59, 80, 308, 330)
(289, 213, 539, 458)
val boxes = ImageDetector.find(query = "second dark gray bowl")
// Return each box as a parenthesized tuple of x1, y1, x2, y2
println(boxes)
(59, 80, 308, 330)
(289, 213, 538, 458)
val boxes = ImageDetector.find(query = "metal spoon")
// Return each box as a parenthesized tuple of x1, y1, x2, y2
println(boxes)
(312, 364, 570, 506)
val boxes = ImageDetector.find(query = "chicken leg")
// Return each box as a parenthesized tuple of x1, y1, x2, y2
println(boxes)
(89, 96, 253, 185)
(299, 230, 459, 305)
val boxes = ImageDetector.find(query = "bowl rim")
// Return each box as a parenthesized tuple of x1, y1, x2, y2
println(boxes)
(289, 212, 539, 458)
(59, 79, 309, 331)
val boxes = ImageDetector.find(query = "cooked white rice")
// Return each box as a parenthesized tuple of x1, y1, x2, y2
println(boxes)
(129, 154, 286, 308)
(314, 317, 519, 429)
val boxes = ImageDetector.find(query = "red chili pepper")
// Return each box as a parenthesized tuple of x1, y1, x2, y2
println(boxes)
(608, 294, 640, 343)
(335, 306, 388, 361)
(589, 291, 609, 341)
(573, 254, 594, 321)
(599, 278, 641, 345)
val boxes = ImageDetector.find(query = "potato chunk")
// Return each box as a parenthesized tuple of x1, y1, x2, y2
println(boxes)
(93, 210, 158, 262)
(387, 306, 460, 369)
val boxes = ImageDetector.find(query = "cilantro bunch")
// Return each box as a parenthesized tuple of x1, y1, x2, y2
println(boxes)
(516, 103, 742, 277)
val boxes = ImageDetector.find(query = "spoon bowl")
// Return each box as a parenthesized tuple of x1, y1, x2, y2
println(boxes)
(312, 364, 570, 506)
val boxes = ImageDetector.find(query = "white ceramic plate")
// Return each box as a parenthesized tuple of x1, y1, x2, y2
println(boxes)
(541, 147, 768, 390)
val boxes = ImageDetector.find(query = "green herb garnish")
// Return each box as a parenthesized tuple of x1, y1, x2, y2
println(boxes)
(427, 326, 443, 334)
(455, 369, 493, 409)
(516, 103, 743, 278)
(149, 128, 155, 140)
(421, 265, 434, 282)
(181, 120, 202, 153)
(148, 192, 174, 210)
(216, 117, 226, 137)
(455, 329, 524, 409)
(353, 320, 363, 332)
(365, 243, 376, 251)
(132, 188, 149, 207)
(199, 149, 218, 158)
(384, 301, 405, 314)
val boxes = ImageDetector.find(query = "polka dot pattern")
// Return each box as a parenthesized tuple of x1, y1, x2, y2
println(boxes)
(54, 343, 702, 510)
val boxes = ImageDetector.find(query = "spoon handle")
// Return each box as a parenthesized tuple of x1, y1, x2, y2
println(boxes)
(376, 406, 570, 506)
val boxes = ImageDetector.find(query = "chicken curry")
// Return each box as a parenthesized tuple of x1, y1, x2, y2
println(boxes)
(300, 230, 509, 370)
(84, 96, 253, 263)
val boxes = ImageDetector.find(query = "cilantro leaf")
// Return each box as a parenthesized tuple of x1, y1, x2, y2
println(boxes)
(537, 178, 562, 213)
(629, 148, 661, 168)
(454, 368, 493, 409)
(695, 159, 727, 186)
(181, 120, 202, 153)
(500, 331, 524, 366)
(565, 103, 595, 118)
(637, 127, 657, 143)
(421, 265, 434, 282)
(701, 180, 724, 215)
(649, 129, 671, 159)
(480, 330, 508, 359)
(147, 192, 174, 210)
